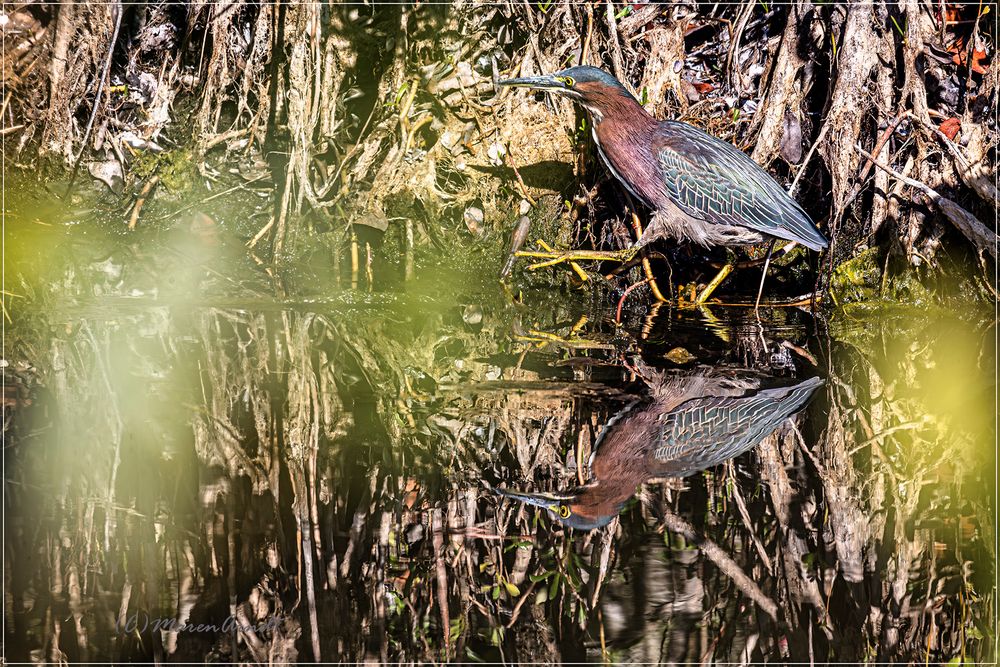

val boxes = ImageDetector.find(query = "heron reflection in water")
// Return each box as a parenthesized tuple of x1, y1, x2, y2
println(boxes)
(497, 366, 823, 530)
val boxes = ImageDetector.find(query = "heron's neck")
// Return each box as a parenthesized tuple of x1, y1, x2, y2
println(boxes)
(585, 94, 661, 208)
(586, 91, 656, 136)
(571, 477, 642, 525)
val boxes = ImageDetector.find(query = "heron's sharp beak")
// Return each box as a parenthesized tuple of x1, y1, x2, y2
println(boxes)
(497, 75, 567, 93)
(493, 487, 572, 510)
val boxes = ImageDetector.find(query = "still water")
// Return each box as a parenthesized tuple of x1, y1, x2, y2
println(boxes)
(4, 187, 995, 663)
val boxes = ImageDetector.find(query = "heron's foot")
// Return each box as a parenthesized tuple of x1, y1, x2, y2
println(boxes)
(694, 263, 734, 305)
(515, 246, 638, 271)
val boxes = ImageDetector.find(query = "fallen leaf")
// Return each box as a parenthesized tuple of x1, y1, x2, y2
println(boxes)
(665, 347, 696, 364)
(938, 117, 961, 141)
(354, 212, 389, 232)
(950, 37, 990, 74)
(955, 47, 990, 74)
(970, 48, 989, 74)
(462, 304, 483, 326)
(88, 159, 124, 193)
(781, 110, 803, 164)
(463, 206, 484, 236)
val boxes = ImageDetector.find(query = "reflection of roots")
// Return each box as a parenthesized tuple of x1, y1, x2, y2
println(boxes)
(515, 329, 616, 351)
(693, 263, 733, 305)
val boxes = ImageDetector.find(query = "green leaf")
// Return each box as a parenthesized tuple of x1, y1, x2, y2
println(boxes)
(450, 617, 464, 642)
(548, 572, 562, 600)
(504, 581, 521, 597)
(491, 584, 501, 600)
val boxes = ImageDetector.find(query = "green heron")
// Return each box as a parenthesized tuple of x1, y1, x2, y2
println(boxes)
(499, 66, 828, 306)
(496, 369, 822, 530)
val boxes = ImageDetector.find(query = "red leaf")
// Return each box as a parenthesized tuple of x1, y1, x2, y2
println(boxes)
(938, 117, 961, 140)
(970, 48, 989, 74)
(950, 37, 990, 74)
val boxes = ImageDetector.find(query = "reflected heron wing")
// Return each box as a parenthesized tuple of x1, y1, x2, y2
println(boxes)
(654, 376, 823, 475)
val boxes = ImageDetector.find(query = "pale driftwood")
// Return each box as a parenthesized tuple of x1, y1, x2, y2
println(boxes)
(854, 145, 998, 260)
(922, 119, 1000, 208)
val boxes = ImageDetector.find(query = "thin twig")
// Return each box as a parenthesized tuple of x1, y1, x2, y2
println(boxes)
(919, 116, 999, 205)
(789, 116, 832, 195)
(616, 279, 651, 324)
(727, 462, 774, 572)
(620, 192, 668, 301)
(127, 175, 160, 231)
(604, 0, 626, 82)
(581, 4, 594, 66)
(504, 148, 537, 207)
(66, 0, 122, 196)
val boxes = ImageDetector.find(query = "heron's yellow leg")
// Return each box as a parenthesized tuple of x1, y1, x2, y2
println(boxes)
(694, 263, 733, 304)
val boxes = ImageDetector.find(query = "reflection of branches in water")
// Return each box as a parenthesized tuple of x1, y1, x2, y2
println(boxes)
(4, 297, 993, 662)
(482, 330, 992, 662)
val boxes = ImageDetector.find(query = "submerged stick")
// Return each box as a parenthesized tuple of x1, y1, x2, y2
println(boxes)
(500, 215, 532, 279)
(350, 232, 360, 288)
(615, 278, 651, 324)
(754, 238, 777, 314)
(127, 175, 160, 230)
(659, 508, 780, 621)
(516, 248, 635, 267)
(431, 509, 451, 657)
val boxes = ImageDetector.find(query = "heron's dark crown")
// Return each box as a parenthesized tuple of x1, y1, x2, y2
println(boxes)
(557, 66, 640, 106)
(553, 66, 628, 90)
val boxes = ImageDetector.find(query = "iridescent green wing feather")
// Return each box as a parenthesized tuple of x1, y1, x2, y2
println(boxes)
(655, 122, 827, 250)
(653, 376, 823, 475)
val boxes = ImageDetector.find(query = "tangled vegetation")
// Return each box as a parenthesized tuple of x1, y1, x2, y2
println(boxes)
(2, 1, 995, 298)
(2, 1, 996, 663)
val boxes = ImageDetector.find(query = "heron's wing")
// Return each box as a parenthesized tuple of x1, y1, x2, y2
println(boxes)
(653, 122, 827, 250)
(653, 376, 823, 475)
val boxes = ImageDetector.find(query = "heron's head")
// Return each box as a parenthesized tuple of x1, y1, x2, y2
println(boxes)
(493, 485, 618, 531)
(499, 66, 639, 123)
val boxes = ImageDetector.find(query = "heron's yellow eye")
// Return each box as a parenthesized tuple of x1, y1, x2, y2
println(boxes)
(558, 505, 571, 519)
(559, 76, 575, 87)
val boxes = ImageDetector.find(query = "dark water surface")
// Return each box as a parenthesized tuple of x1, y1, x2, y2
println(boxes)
(4, 189, 995, 663)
